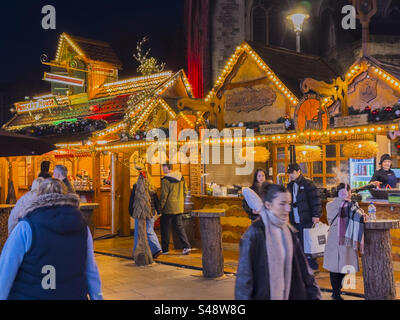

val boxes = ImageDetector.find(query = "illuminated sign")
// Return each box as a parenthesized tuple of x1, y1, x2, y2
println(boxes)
(15, 98, 58, 113)
(43, 72, 85, 87)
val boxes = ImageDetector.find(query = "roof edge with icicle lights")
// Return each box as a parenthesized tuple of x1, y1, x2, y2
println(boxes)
(204, 42, 299, 105)
(94, 122, 399, 152)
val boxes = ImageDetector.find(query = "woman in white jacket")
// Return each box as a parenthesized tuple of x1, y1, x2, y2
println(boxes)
(323, 183, 360, 300)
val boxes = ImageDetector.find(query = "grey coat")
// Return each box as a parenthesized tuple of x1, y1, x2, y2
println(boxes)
(323, 198, 360, 273)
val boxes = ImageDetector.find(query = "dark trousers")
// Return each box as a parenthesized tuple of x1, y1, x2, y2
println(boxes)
(293, 222, 319, 270)
(330, 272, 346, 298)
(160, 214, 191, 252)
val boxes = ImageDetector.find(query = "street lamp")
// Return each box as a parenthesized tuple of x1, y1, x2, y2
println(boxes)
(287, 12, 309, 52)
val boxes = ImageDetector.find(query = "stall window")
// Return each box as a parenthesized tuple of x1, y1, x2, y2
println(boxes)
(391, 141, 400, 167)
(274, 143, 349, 188)
(313, 177, 323, 188)
(326, 145, 336, 158)
(299, 163, 308, 174)
(326, 161, 336, 174)
(17, 159, 28, 187)
(313, 161, 323, 174)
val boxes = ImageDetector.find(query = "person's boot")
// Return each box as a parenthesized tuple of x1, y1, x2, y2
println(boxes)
(331, 292, 344, 300)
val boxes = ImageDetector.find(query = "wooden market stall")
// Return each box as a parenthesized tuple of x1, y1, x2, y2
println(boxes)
(175, 40, 400, 262)
(1, 33, 200, 237)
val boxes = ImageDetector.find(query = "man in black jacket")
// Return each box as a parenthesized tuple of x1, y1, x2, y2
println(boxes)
(287, 163, 322, 272)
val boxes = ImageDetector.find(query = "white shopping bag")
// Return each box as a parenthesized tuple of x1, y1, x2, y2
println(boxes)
(303, 223, 329, 258)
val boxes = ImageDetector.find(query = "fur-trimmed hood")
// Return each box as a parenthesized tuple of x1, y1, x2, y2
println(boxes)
(23, 192, 84, 235)
(20, 193, 80, 219)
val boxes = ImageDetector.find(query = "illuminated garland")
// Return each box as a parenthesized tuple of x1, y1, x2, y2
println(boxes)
(240, 147, 270, 163)
(296, 145, 322, 163)
(342, 141, 379, 159)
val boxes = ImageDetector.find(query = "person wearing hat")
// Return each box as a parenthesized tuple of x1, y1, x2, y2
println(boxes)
(287, 163, 322, 272)
(370, 154, 397, 188)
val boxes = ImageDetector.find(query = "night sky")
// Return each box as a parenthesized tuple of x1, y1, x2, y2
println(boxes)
(0, 0, 185, 93)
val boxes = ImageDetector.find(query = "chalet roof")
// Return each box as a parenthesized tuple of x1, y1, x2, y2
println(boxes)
(247, 41, 341, 97)
(365, 55, 400, 80)
(62, 34, 123, 68)
(94, 71, 173, 99)
(5, 70, 194, 140)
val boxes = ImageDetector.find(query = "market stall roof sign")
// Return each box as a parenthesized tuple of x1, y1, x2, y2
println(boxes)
(15, 98, 58, 113)
(43, 72, 84, 87)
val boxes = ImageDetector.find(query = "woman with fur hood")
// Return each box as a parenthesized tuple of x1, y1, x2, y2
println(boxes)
(0, 178, 102, 300)
(8, 177, 44, 235)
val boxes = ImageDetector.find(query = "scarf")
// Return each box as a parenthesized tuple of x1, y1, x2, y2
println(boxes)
(338, 200, 365, 254)
(259, 207, 293, 300)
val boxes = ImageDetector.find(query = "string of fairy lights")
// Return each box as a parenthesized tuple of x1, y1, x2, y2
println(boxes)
(204, 42, 299, 105)
(94, 123, 399, 152)
(55, 33, 86, 62)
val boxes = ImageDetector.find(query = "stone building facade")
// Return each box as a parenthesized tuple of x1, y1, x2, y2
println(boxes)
(192, 0, 400, 94)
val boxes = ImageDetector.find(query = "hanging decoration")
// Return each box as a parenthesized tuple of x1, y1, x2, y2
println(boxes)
(342, 141, 379, 159)
(240, 146, 270, 163)
(296, 145, 322, 163)
(14, 119, 107, 137)
(133, 37, 166, 76)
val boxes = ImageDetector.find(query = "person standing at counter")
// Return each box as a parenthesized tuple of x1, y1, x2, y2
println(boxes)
(38, 161, 51, 179)
(370, 154, 397, 188)
(242, 169, 269, 220)
(53, 165, 75, 194)
(287, 163, 322, 272)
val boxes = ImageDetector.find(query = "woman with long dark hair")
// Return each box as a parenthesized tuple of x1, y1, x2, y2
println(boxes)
(236, 183, 321, 300)
(242, 169, 268, 220)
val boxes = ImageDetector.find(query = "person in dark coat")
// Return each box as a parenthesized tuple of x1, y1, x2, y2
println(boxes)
(370, 154, 397, 188)
(287, 163, 322, 271)
(236, 183, 321, 300)
(242, 169, 269, 220)
(38, 161, 51, 179)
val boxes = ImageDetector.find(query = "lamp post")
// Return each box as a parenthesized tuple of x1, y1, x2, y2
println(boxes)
(287, 12, 309, 53)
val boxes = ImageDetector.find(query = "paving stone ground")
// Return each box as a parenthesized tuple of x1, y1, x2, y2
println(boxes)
(95, 254, 362, 300)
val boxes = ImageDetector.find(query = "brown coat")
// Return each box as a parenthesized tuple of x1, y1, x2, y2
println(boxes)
(323, 198, 360, 273)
